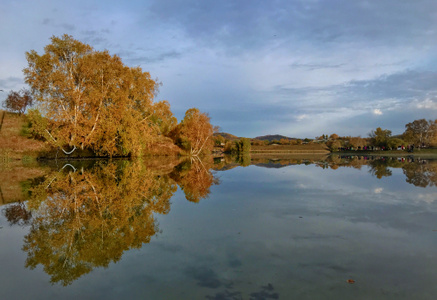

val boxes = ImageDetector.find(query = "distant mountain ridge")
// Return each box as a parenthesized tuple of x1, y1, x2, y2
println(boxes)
(214, 132, 240, 140)
(254, 134, 297, 141)
(214, 133, 300, 141)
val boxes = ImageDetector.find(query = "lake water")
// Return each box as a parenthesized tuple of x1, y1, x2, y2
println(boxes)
(0, 155, 437, 300)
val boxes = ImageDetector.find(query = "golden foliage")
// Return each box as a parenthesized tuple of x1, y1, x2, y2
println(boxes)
(171, 108, 214, 156)
(23, 35, 177, 157)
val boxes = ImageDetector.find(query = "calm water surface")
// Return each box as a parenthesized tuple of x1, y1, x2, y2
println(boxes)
(0, 156, 437, 299)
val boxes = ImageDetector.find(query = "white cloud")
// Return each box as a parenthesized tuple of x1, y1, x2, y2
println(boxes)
(296, 114, 308, 121)
(415, 99, 437, 110)
(373, 109, 383, 115)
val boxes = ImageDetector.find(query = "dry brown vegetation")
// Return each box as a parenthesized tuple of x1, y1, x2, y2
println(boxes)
(0, 110, 49, 159)
(251, 153, 329, 162)
(251, 143, 329, 154)
(0, 111, 51, 204)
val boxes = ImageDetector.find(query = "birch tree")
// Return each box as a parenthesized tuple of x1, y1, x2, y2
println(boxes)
(23, 35, 160, 156)
(175, 108, 214, 156)
(403, 119, 436, 147)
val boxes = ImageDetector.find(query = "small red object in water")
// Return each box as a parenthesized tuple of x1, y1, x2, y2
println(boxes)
(347, 279, 355, 284)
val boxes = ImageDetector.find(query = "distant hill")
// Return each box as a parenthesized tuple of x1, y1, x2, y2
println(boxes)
(214, 133, 301, 142)
(254, 134, 296, 141)
(214, 132, 240, 140)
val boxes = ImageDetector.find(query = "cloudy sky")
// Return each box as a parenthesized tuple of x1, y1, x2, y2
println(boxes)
(1, 0, 437, 138)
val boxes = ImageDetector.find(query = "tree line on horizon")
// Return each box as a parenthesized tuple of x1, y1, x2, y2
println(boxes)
(2, 34, 215, 157)
(211, 118, 437, 153)
(2, 34, 436, 156)
(321, 119, 437, 151)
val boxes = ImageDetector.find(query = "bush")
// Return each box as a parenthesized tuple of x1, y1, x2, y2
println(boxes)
(26, 109, 48, 141)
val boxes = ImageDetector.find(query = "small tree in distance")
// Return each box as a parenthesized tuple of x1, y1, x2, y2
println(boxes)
(171, 108, 214, 156)
(3, 89, 33, 115)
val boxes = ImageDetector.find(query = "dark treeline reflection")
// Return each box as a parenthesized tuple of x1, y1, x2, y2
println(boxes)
(331, 155, 437, 187)
(214, 154, 437, 188)
(3, 157, 217, 286)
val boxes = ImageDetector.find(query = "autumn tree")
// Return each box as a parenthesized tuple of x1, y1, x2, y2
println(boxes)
(213, 134, 225, 146)
(294, 139, 303, 145)
(279, 138, 290, 145)
(223, 140, 236, 153)
(329, 133, 339, 140)
(347, 137, 368, 149)
(23, 34, 167, 156)
(2, 89, 33, 114)
(148, 100, 177, 136)
(234, 138, 251, 153)
(369, 127, 392, 148)
(403, 119, 436, 147)
(171, 108, 214, 156)
(387, 137, 405, 150)
(326, 139, 342, 151)
(251, 139, 264, 146)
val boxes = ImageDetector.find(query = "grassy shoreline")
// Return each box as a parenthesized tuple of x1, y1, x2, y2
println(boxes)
(2, 110, 437, 161)
(332, 149, 437, 158)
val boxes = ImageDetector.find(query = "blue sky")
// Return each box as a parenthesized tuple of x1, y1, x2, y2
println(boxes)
(1, 0, 437, 138)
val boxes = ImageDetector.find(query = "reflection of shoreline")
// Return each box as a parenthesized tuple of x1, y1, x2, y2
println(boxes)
(333, 150, 437, 158)
(214, 154, 437, 188)
(0, 161, 49, 205)
(2, 157, 219, 286)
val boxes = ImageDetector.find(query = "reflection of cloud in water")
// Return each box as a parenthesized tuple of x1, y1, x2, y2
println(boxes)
(374, 187, 383, 194)
(298, 183, 308, 189)
(416, 193, 437, 204)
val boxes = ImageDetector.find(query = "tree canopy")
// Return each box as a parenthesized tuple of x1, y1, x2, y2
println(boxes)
(23, 34, 180, 157)
(2, 89, 33, 114)
(369, 127, 392, 148)
(403, 119, 436, 147)
(170, 108, 214, 156)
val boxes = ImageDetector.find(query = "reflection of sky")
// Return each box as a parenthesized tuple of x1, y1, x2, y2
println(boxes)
(0, 164, 437, 299)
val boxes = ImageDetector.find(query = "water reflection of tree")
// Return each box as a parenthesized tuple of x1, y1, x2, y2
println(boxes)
(216, 154, 437, 188)
(2, 201, 32, 226)
(331, 156, 437, 187)
(17, 158, 218, 286)
(403, 162, 437, 188)
(171, 157, 219, 203)
(368, 159, 393, 179)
